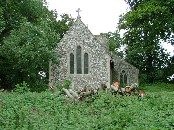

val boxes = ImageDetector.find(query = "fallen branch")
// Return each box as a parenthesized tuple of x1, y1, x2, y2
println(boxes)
(62, 88, 74, 99)
(0, 89, 4, 92)
(79, 90, 92, 97)
(49, 85, 99, 102)
(69, 89, 79, 98)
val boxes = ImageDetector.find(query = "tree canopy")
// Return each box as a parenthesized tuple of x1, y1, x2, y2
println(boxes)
(0, 0, 74, 91)
(119, 0, 174, 83)
(101, 31, 124, 58)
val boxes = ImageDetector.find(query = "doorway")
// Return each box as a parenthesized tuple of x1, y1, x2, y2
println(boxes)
(110, 60, 118, 84)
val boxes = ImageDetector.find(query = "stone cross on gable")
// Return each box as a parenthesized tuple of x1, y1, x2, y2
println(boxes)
(76, 8, 81, 18)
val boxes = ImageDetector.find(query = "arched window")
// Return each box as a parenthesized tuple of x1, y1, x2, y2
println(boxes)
(124, 73, 127, 84)
(70, 53, 74, 74)
(120, 70, 127, 85)
(76, 46, 82, 74)
(84, 53, 89, 74)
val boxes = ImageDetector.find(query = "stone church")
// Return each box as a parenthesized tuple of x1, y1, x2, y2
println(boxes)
(49, 11, 139, 89)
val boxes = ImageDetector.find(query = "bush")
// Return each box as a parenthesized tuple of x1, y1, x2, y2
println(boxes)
(14, 81, 30, 93)
(56, 80, 71, 91)
(29, 80, 48, 92)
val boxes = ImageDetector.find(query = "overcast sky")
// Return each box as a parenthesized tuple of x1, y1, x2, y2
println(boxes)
(46, 0, 174, 55)
(46, 0, 128, 35)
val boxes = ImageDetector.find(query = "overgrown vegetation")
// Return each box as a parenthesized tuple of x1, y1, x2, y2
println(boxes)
(119, 0, 174, 83)
(0, 0, 74, 91)
(56, 80, 72, 91)
(0, 84, 173, 129)
(14, 81, 30, 93)
(139, 83, 174, 92)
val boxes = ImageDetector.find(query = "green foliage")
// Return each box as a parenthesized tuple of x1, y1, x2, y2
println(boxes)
(101, 31, 124, 58)
(139, 83, 174, 92)
(56, 80, 72, 91)
(119, 0, 174, 83)
(0, 84, 174, 129)
(14, 81, 30, 93)
(0, 0, 58, 90)
(56, 14, 75, 39)
(0, 0, 75, 91)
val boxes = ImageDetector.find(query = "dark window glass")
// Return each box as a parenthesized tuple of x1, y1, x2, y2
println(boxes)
(124, 73, 127, 84)
(120, 73, 123, 85)
(120, 70, 127, 85)
(76, 46, 82, 74)
(70, 53, 74, 74)
(84, 53, 89, 74)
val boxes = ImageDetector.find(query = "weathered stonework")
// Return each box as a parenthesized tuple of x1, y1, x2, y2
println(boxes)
(110, 55, 139, 86)
(49, 16, 139, 89)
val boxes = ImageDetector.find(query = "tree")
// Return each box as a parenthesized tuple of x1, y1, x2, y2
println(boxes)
(0, 0, 74, 91)
(122, 0, 174, 44)
(101, 30, 124, 58)
(56, 14, 75, 39)
(119, 0, 174, 83)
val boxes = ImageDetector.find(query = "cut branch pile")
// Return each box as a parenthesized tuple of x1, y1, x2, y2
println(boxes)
(49, 82, 145, 102)
(49, 85, 99, 101)
(110, 81, 145, 97)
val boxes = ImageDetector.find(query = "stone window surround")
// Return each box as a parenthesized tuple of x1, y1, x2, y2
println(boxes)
(120, 70, 127, 84)
(119, 68, 136, 85)
(68, 44, 91, 75)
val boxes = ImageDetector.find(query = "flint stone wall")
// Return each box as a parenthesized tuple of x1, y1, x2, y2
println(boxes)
(49, 18, 110, 89)
(111, 55, 139, 85)
(49, 17, 139, 90)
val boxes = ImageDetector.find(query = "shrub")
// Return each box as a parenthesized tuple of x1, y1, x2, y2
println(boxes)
(56, 80, 71, 91)
(14, 81, 30, 93)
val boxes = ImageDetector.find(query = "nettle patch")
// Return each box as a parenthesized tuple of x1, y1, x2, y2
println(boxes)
(0, 90, 174, 129)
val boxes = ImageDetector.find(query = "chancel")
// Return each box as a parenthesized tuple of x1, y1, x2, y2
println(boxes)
(49, 9, 139, 89)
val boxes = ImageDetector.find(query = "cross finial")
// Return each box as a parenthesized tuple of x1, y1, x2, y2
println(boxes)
(76, 8, 81, 18)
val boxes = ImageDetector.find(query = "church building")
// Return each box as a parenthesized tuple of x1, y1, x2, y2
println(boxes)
(49, 10, 139, 89)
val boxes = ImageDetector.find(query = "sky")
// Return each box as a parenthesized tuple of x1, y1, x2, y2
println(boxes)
(46, 0, 174, 55)
(46, 0, 128, 35)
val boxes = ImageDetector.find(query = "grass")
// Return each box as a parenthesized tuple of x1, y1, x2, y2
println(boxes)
(0, 83, 174, 129)
(139, 83, 174, 92)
